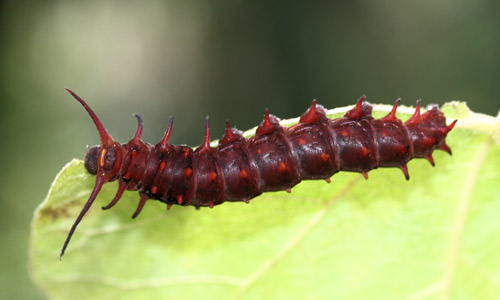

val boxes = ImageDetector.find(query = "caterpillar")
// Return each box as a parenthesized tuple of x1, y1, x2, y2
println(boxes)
(60, 88, 456, 258)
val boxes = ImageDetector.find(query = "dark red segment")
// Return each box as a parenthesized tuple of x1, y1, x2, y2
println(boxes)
(159, 145, 194, 205)
(286, 120, 339, 180)
(138, 148, 162, 192)
(372, 120, 413, 167)
(405, 105, 446, 159)
(191, 148, 225, 207)
(404, 104, 457, 167)
(329, 99, 379, 172)
(121, 143, 155, 188)
(216, 139, 262, 201)
(149, 155, 169, 199)
(247, 127, 301, 192)
(371, 101, 413, 168)
(330, 118, 379, 172)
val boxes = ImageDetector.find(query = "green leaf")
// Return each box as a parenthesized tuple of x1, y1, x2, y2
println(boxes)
(30, 102, 500, 300)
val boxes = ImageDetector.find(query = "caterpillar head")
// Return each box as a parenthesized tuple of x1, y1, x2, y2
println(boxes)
(84, 145, 119, 175)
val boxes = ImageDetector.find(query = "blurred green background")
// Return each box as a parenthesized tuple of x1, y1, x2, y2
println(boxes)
(0, 1, 498, 299)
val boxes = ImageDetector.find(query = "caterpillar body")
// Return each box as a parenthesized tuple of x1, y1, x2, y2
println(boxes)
(60, 88, 456, 258)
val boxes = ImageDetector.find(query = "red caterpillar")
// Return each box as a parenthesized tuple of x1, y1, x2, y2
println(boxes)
(61, 88, 456, 258)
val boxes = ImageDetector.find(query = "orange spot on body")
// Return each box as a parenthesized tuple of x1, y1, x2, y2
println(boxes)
(151, 186, 158, 194)
(299, 138, 306, 145)
(177, 195, 183, 205)
(279, 162, 287, 172)
(240, 169, 248, 179)
(257, 148, 262, 154)
(321, 153, 329, 162)
(184, 148, 190, 158)
(159, 161, 167, 172)
(132, 150, 138, 158)
(361, 147, 370, 157)
(98, 148, 107, 168)
(210, 172, 217, 180)
(185, 168, 193, 177)
(341, 130, 348, 137)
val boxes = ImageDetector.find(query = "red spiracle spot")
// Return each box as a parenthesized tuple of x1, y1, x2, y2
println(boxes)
(159, 161, 167, 172)
(361, 147, 370, 157)
(151, 186, 158, 194)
